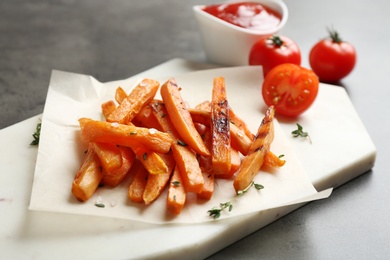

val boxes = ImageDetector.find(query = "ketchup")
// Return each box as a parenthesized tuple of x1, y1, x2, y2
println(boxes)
(202, 2, 282, 31)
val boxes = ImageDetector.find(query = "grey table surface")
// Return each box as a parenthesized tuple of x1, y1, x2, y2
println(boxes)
(1, 0, 389, 259)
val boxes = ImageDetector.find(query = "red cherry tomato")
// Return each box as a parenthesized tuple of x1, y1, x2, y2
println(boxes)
(262, 63, 319, 117)
(309, 30, 356, 82)
(249, 35, 301, 77)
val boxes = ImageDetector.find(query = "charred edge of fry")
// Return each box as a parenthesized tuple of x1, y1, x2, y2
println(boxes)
(211, 77, 231, 175)
(233, 106, 275, 192)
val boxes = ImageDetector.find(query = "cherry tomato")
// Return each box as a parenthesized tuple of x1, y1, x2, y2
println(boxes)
(309, 30, 356, 82)
(262, 63, 319, 117)
(249, 35, 301, 77)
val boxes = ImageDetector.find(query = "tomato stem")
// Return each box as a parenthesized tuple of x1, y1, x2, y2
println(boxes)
(328, 28, 342, 43)
(269, 35, 284, 47)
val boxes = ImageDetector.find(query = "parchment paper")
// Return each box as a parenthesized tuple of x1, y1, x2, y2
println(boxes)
(29, 66, 328, 224)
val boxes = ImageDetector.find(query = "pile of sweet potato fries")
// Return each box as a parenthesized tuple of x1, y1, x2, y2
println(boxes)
(72, 77, 285, 215)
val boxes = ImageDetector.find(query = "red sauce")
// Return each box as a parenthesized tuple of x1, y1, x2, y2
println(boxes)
(202, 2, 282, 31)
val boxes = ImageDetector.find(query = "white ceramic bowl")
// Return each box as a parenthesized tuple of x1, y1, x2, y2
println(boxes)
(193, 0, 288, 66)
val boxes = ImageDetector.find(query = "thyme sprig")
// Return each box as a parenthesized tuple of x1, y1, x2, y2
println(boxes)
(207, 202, 233, 219)
(291, 123, 312, 144)
(207, 181, 264, 219)
(30, 122, 42, 146)
(237, 181, 264, 196)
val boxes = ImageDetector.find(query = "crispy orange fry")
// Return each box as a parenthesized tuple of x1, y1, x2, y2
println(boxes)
(128, 161, 149, 203)
(218, 148, 241, 179)
(198, 124, 240, 181)
(197, 127, 215, 200)
(196, 100, 254, 140)
(229, 109, 255, 140)
(131, 145, 168, 175)
(263, 151, 286, 168)
(189, 108, 251, 156)
(229, 122, 252, 156)
(198, 171, 214, 200)
(107, 78, 160, 124)
(101, 146, 135, 187)
(115, 86, 128, 104)
(79, 118, 173, 154)
(160, 78, 209, 156)
(167, 165, 186, 215)
(92, 142, 122, 173)
(150, 100, 204, 193)
(72, 143, 104, 202)
(188, 108, 211, 126)
(132, 103, 162, 130)
(190, 108, 281, 165)
(143, 151, 176, 205)
(195, 100, 211, 110)
(114, 88, 162, 130)
(101, 100, 117, 119)
(211, 77, 231, 175)
(233, 106, 275, 193)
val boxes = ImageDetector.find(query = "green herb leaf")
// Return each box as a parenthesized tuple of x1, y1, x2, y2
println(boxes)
(291, 123, 312, 143)
(207, 201, 233, 219)
(30, 122, 41, 146)
(95, 203, 105, 208)
(208, 181, 264, 219)
(207, 208, 221, 219)
(254, 183, 264, 190)
(177, 140, 188, 146)
(171, 181, 180, 187)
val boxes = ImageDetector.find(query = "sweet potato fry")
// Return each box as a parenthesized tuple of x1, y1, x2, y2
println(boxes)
(143, 151, 176, 205)
(189, 108, 211, 126)
(191, 100, 254, 140)
(190, 108, 280, 165)
(197, 171, 214, 200)
(115, 86, 128, 104)
(233, 106, 275, 193)
(211, 77, 231, 175)
(197, 125, 214, 199)
(218, 148, 241, 179)
(229, 108, 255, 140)
(101, 100, 117, 119)
(195, 100, 211, 110)
(113, 87, 161, 130)
(101, 146, 135, 187)
(189, 108, 251, 156)
(229, 148, 242, 175)
(263, 151, 286, 168)
(72, 143, 104, 202)
(229, 122, 252, 156)
(92, 142, 122, 173)
(78, 118, 173, 154)
(128, 161, 149, 203)
(150, 100, 204, 193)
(132, 103, 162, 130)
(167, 165, 186, 215)
(131, 145, 168, 175)
(195, 100, 254, 140)
(199, 123, 240, 180)
(107, 78, 160, 124)
(160, 78, 210, 156)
